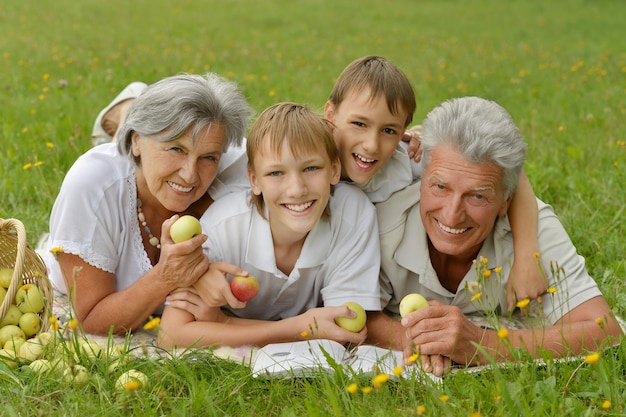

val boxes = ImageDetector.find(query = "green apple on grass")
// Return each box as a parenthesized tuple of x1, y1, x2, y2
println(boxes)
(18, 338, 44, 361)
(0, 324, 26, 346)
(116, 369, 149, 391)
(399, 293, 429, 318)
(0, 348, 18, 369)
(230, 275, 259, 302)
(335, 302, 367, 333)
(63, 364, 90, 385)
(4, 337, 25, 353)
(170, 215, 202, 243)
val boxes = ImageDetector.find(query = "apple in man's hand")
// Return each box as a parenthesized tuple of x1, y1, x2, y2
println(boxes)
(230, 275, 259, 302)
(399, 293, 428, 318)
(170, 215, 202, 243)
(335, 301, 367, 333)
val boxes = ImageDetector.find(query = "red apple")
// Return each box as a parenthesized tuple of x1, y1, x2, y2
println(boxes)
(230, 275, 259, 302)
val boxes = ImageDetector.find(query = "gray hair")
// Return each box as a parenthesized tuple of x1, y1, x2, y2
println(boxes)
(117, 73, 253, 163)
(420, 96, 526, 199)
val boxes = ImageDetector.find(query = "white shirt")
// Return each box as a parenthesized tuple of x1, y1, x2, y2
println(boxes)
(44, 142, 249, 294)
(200, 183, 382, 320)
(376, 181, 602, 324)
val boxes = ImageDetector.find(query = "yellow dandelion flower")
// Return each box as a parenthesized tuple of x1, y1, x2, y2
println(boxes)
(69, 319, 78, 330)
(46, 142, 55, 148)
(23, 163, 33, 170)
(143, 317, 160, 330)
(300, 331, 308, 338)
(516, 298, 530, 308)
(39, 94, 45, 101)
(50, 246, 64, 255)
(497, 327, 509, 339)
(372, 373, 389, 388)
(361, 386, 372, 394)
(34, 161, 44, 167)
(269, 90, 276, 97)
(469, 413, 482, 417)
(346, 383, 358, 395)
(602, 400, 611, 409)
(22, 127, 28, 134)
(416, 405, 426, 414)
(483, 269, 491, 278)
(471, 292, 482, 302)
(534, 252, 540, 259)
(31, 109, 37, 115)
(43, 73, 50, 81)
(261, 75, 269, 81)
(494, 266, 502, 274)
(537, 296, 543, 304)
(408, 353, 419, 363)
(595, 317, 603, 326)
(392, 366, 403, 376)
(584, 352, 600, 364)
(440, 394, 449, 403)
(123, 381, 143, 391)
(42, 86, 49, 93)
(547, 287, 557, 293)
(481, 257, 488, 265)
(51, 320, 59, 331)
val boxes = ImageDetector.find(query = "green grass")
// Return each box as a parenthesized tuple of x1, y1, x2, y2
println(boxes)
(1, 0, 625, 415)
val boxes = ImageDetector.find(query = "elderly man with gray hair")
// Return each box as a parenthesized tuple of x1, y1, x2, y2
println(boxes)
(366, 96, 622, 376)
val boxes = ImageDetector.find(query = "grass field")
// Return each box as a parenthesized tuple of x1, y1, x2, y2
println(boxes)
(1, 0, 626, 415)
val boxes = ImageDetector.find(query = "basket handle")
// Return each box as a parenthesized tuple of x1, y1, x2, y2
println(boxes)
(0, 218, 28, 312)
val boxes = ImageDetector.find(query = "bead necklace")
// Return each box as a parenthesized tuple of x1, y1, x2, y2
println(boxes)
(137, 198, 161, 249)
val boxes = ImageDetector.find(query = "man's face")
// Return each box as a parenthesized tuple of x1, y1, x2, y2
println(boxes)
(420, 144, 511, 261)
(324, 88, 407, 185)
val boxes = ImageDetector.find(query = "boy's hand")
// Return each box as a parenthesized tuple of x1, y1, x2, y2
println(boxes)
(402, 125, 423, 162)
(299, 306, 367, 345)
(165, 287, 222, 322)
(193, 262, 249, 309)
(506, 255, 548, 312)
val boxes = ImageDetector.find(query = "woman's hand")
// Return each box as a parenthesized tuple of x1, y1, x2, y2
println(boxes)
(194, 262, 249, 309)
(155, 216, 211, 291)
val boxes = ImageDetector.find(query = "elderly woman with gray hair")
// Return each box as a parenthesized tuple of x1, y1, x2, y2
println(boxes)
(44, 73, 253, 335)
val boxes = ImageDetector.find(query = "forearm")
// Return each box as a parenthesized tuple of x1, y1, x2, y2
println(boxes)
(509, 170, 539, 256)
(365, 311, 405, 350)
(79, 266, 173, 334)
(158, 309, 308, 349)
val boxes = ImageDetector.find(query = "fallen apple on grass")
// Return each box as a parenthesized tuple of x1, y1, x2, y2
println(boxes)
(0, 324, 26, 346)
(399, 293, 429, 318)
(170, 215, 202, 243)
(335, 302, 367, 333)
(230, 275, 259, 302)
(63, 364, 90, 385)
(116, 369, 149, 391)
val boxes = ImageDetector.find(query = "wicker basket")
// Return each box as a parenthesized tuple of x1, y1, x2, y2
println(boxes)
(0, 218, 53, 334)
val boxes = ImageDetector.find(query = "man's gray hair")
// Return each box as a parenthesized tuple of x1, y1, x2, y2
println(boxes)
(117, 73, 253, 164)
(420, 96, 526, 199)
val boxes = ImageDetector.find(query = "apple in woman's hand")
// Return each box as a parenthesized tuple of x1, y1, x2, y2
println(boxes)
(335, 302, 367, 332)
(170, 215, 202, 243)
(399, 293, 428, 318)
(230, 276, 259, 302)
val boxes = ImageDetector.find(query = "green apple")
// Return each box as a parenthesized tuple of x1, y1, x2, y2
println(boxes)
(29, 358, 54, 374)
(0, 286, 7, 305)
(35, 331, 56, 346)
(230, 275, 259, 302)
(115, 369, 149, 391)
(0, 324, 26, 346)
(63, 364, 90, 385)
(3, 337, 26, 353)
(0, 268, 13, 289)
(15, 284, 46, 314)
(399, 293, 429, 318)
(78, 338, 103, 361)
(0, 348, 18, 369)
(335, 302, 367, 333)
(18, 338, 44, 361)
(0, 304, 23, 326)
(19, 312, 41, 337)
(170, 215, 202, 243)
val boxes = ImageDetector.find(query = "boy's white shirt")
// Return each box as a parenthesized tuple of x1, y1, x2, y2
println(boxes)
(200, 182, 382, 320)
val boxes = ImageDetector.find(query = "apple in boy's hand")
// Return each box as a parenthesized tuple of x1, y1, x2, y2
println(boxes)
(399, 293, 428, 318)
(335, 302, 367, 333)
(230, 275, 259, 302)
(170, 215, 202, 243)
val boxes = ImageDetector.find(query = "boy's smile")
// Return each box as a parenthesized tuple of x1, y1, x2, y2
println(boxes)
(324, 88, 407, 185)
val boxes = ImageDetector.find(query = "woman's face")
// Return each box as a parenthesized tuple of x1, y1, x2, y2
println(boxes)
(132, 123, 225, 213)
